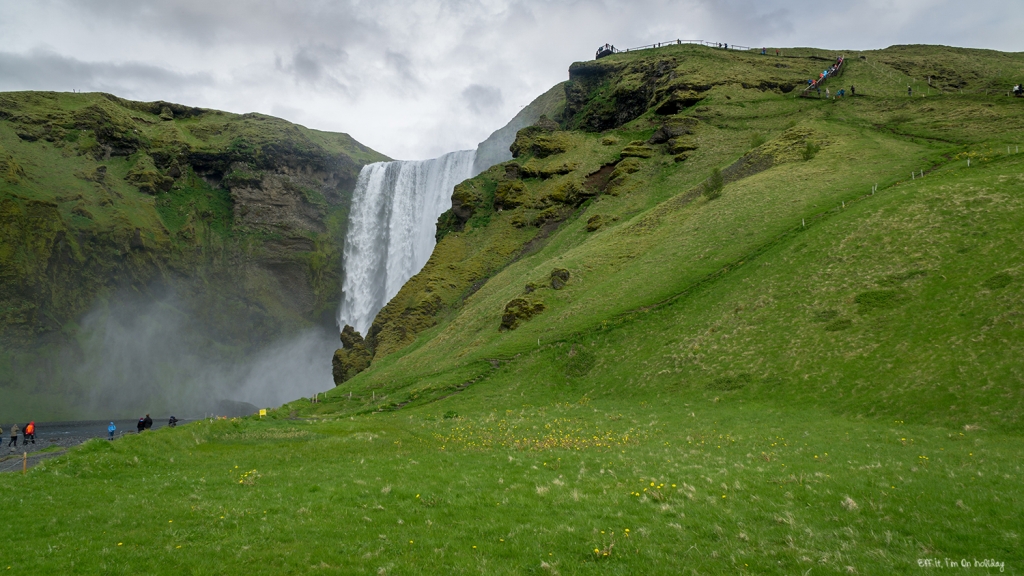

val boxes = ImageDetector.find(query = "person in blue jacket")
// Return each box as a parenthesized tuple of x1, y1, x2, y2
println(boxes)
(108, 422, 116, 440)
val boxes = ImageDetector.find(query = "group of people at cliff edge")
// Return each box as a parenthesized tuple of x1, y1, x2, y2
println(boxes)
(4, 421, 36, 449)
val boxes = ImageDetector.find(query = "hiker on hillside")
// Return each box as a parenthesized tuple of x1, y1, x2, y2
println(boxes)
(8, 424, 19, 448)
(851, 85, 856, 96)
(908, 86, 913, 96)
(137, 417, 145, 433)
(143, 414, 153, 430)
(24, 421, 35, 444)
(168, 416, 178, 428)
(108, 422, 116, 440)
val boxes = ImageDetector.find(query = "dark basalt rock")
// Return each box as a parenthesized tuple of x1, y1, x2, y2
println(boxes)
(550, 268, 570, 289)
(649, 117, 699, 144)
(500, 298, 546, 331)
(333, 325, 373, 385)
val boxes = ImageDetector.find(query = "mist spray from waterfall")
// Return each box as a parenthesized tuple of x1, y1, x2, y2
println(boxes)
(338, 150, 476, 336)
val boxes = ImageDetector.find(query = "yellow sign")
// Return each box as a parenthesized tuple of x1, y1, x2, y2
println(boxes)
(259, 409, 267, 417)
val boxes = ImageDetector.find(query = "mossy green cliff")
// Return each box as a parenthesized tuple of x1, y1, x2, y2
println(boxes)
(0, 91, 387, 418)
(328, 44, 1024, 441)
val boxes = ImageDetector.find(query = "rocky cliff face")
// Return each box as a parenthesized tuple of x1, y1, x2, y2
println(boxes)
(0, 91, 387, 417)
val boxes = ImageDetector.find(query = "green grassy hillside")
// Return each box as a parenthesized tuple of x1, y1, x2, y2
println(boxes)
(2, 44, 1023, 573)
(0, 91, 388, 419)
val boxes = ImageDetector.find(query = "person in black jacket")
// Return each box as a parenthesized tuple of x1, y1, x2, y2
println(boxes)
(143, 414, 153, 430)
(137, 417, 145, 433)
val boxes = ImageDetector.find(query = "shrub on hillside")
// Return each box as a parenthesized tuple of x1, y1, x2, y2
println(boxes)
(801, 141, 821, 161)
(703, 168, 724, 200)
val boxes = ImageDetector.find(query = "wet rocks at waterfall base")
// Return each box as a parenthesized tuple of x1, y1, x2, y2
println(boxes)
(332, 325, 373, 385)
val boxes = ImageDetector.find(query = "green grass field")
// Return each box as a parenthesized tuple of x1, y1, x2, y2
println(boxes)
(2, 44, 1023, 573)
(2, 390, 1018, 573)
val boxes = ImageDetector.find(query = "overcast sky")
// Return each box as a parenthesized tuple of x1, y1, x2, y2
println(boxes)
(1, 0, 1020, 160)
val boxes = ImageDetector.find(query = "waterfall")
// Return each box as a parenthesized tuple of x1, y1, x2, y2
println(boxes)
(338, 150, 476, 336)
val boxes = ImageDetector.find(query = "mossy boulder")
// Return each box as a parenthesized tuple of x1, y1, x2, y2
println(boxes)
(437, 179, 487, 240)
(332, 325, 373, 385)
(509, 209, 534, 229)
(609, 157, 643, 182)
(649, 116, 698, 144)
(500, 297, 546, 331)
(620, 144, 655, 158)
(451, 181, 483, 220)
(544, 178, 588, 206)
(494, 180, 527, 210)
(503, 163, 522, 180)
(667, 138, 699, 154)
(510, 117, 571, 159)
(537, 205, 568, 223)
(550, 268, 570, 290)
(519, 160, 578, 179)
(586, 214, 605, 231)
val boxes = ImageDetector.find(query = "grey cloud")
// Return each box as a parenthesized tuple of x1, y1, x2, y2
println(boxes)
(461, 84, 503, 115)
(41, 0, 381, 48)
(0, 48, 213, 97)
(277, 44, 349, 85)
(385, 50, 421, 88)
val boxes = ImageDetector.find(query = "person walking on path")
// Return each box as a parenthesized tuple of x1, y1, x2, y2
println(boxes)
(851, 85, 856, 96)
(143, 414, 153, 430)
(137, 417, 145, 433)
(908, 86, 912, 97)
(24, 421, 35, 444)
(108, 422, 117, 440)
(168, 416, 178, 428)
(8, 424, 19, 448)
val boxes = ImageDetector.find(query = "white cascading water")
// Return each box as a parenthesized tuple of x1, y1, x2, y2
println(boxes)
(338, 150, 476, 336)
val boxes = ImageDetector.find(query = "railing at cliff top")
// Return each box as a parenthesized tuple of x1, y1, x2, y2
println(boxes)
(607, 40, 756, 54)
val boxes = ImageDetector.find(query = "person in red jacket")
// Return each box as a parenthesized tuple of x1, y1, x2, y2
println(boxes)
(24, 421, 36, 444)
